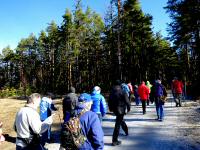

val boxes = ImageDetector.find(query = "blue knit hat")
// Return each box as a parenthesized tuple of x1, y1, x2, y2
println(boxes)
(78, 93, 92, 102)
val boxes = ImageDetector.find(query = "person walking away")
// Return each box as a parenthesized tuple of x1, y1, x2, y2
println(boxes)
(146, 81, 152, 105)
(149, 81, 156, 104)
(62, 86, 78, 121)
(127, 81, 134, 102)
(121, 83, 130, 99)
(172, 77, 184, 107)
(60, 93, 104, 150)
(134, 85, 140, 106)
(155, 80, 167, 121)
(138, 81, 150, 114)
(91, 86, 107, 122)
(108, 80, 131, 146)
(14, 93, 54, 150)
(40, 93, 58, 145)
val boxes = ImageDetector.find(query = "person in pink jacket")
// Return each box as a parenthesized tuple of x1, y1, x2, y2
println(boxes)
(138, 81, 150, 114)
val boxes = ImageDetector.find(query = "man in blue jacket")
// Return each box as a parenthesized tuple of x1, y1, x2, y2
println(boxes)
(91, 86, 107, 122)
(60, 93, 104, 150)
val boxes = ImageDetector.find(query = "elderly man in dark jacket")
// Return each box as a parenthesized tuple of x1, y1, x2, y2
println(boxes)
(109, 80, 131, 146)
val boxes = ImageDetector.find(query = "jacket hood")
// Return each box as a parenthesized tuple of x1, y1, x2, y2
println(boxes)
(92, 86, 101, 94)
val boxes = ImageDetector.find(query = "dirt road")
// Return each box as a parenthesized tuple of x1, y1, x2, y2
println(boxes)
(0, 94, 200, 150)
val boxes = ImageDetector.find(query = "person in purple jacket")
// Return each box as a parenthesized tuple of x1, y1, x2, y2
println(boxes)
(155, 80, 167, 121)
(61, 93, 104, 150)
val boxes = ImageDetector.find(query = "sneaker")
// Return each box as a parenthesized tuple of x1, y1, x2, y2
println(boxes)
(112, 140, 122, 146)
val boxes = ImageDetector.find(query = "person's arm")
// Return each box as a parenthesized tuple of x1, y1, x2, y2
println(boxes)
(100, 95, 107, 116)
(89, 114, 104, 150)
(124, 92, 131, 112)
(50, 103, 58, 111)
(27, 111, 42, 134)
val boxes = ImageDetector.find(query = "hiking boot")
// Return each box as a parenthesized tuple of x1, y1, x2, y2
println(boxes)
(112, 140, 122, 146)
(125, 131, 128, 136)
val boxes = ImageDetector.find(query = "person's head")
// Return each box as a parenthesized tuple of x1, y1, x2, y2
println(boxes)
(69, 86, 76, 93)
(114, 80, 121, 86)
(78, 93, 93, 111)
(157, 79, 161, 84)
(92, 86, 101, 94)
(46, 92, 55, 99)
(27, 93, 41, 108)
(146, 81, 150, 85)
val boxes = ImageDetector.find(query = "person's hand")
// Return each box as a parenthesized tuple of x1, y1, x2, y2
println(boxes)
(127, 107, 130, 113)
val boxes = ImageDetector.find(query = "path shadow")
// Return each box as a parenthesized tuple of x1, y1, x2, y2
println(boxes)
(4, 134, 16, 143)
(104, 142, 113, 146)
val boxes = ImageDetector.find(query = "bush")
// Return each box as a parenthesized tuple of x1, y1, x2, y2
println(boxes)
(0, 88, 17, 98)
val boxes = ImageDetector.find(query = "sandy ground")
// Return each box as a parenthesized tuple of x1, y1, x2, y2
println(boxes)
(0, 93, 200, 150)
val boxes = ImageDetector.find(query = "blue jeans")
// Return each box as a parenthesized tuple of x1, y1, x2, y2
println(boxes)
(155, 97, 164, 120)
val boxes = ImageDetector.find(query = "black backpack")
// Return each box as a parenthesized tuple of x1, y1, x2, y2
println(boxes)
(60, 110, 87, 150)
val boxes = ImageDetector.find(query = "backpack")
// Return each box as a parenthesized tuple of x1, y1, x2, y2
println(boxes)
(60, 110, 87, 150)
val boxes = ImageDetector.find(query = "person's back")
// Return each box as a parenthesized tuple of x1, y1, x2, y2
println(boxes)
(138, 82, 149, 100)
(79, 110, 104, 149)
(91, 86, 107, 120)
(109, 84, 130, 115)
(121, 83, 130, 98)
(173, 80, 183, 94)
(62, 87, 78, 121)
(61, 93, 104, 150)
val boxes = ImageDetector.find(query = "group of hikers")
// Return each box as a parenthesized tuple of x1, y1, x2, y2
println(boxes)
(1, 77, 186, 150)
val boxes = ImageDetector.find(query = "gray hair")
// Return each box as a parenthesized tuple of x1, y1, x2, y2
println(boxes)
(27, 93, 41, 104)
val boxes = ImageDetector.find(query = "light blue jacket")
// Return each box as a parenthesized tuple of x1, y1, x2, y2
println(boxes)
(91, 92, 107, 117)
(40, 97, 57, 121)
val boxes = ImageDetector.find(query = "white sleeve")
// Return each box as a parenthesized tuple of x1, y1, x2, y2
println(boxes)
(40, 115, 53, 133)
(27, 111, 42, 134)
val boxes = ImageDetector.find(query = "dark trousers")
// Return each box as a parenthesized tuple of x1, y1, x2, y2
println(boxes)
(16, 145, 45, 150)
(112, 114, 128, 142)
(174, 93, 182, 106)
(141, 100, 147, 114)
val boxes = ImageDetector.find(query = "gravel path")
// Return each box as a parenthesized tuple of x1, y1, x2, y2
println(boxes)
(46, 94, 200, 150)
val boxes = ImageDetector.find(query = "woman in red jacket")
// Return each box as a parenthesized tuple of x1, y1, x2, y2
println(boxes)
(138, 81, 150, 114)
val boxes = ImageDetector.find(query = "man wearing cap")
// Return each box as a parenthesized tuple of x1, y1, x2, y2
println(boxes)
(91, 86, 107, 122)
(61, 93, 104, 150)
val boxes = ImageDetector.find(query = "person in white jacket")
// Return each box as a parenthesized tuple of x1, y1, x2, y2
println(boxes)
(14, 93, 54, 150)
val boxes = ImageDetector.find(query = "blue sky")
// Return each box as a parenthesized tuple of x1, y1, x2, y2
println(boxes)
(0, 0, 170, 53)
